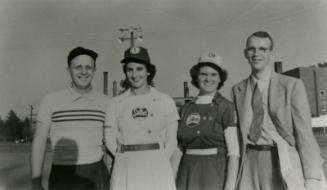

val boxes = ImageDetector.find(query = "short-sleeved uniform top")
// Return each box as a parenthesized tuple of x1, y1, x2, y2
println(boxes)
(177, 92, 237, 190)
(105, 87, 179, 146)
(178, 92, 237, 150)
(37, 87, 108, 165)
(105, 87, 179, 190)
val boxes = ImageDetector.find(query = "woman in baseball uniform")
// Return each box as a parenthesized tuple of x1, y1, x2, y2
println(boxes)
(105, 46, 179, 190)
(176, 52, 240, 190)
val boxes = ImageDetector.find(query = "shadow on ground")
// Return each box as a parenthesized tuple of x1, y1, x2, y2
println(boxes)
(0, 143, 52, 190)
(1, 135, 327, 190)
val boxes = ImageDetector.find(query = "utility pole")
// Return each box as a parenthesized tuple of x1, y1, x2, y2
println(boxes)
(30, 105, 33, 128)
(118, 26, 143, 47)
(30, 104, 37, 141)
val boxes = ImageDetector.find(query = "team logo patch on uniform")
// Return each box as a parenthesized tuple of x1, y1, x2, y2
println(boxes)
(132, 106, 148, 119)
(130, 46, 140, 54)
(186, 113, 201, 128)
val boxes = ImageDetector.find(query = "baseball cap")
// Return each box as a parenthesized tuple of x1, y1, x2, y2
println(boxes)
(67, 47, 98, 65)
(198, 51, 224, 69)
(191, 51, 228, 89)
(121, 46, 151, 65)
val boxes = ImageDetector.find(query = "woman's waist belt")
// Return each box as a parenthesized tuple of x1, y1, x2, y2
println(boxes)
(185, 148, 218, 155)
(120, 143, 160, 153)
(247, 144, 276, 151)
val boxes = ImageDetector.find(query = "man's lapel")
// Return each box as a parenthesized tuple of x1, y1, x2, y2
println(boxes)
(268, 72, 283, 115)
(234, 78, 252, 140)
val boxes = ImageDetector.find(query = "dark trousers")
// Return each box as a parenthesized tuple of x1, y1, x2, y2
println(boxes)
(49, 159, 110, 190)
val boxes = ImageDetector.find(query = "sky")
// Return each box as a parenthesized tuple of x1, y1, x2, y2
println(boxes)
(0, 0, 327, 119)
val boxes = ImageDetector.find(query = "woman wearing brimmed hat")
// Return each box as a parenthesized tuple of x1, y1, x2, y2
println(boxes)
(104, 46, 179, 190)
(176, 52, 240, 190)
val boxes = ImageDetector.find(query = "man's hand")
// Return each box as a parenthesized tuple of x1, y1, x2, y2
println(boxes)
(305, 179, 320, 190)
(31, 177, 44, 190)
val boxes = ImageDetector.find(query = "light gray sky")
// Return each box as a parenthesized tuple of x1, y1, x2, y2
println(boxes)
(1, 0, 327, 119)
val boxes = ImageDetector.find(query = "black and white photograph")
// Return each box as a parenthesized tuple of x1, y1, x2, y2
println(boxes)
(1, 0, 327, 190)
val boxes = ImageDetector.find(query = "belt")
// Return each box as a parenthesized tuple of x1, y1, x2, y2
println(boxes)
(185, 148, 218, 155)
(247, 144, 276, 151)
(120, 143, 160, 153)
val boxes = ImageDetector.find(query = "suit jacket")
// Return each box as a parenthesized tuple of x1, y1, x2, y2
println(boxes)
(232, 72, 321, 181)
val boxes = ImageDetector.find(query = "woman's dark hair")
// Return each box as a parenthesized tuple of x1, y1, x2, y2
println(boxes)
(121, 62, 156, 90)
(190, 62, 228, 90)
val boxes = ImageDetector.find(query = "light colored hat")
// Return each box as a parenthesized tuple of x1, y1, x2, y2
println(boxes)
(198, 51, 224, 69)
(190, 51, 228, 89)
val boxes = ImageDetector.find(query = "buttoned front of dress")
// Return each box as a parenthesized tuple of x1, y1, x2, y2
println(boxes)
(178, 102, 226, 149)
(115, 94, 167, 145)
(176, 92, 237, 190)
(106, 87, 179, 190)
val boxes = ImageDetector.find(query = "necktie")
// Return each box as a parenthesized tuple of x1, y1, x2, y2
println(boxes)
(249, 83, 264, 142)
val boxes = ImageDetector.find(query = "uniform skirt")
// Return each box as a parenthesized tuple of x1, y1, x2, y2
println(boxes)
(176, 152, 227, 190)
(110, 148, 176, 190)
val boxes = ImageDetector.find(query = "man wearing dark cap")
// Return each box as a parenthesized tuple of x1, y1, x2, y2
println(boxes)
(31, 47, 110, 190)
(104, 46, 179, 190)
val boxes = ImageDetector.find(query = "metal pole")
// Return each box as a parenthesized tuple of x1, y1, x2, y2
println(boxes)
(103, 72, 108, 95)
(30, 105, 34, 137)
(30, 105, 33, 128)
(130, 31, 134, 47)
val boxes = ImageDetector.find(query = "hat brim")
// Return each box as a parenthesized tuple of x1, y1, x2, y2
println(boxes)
(192, 62, 228, 84)
(121, 57, 151, 65)
(198, 62, 226, 72)
(68, 48, 98, 63)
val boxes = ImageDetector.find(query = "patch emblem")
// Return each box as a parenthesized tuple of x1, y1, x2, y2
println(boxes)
(130, 46, 140, 54)
(186, 113, 201, 128)
(132, 106, 148, 119)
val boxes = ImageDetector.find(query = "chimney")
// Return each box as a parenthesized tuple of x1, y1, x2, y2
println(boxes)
(274, 61, 283, 73)
(184, 81, 189, 98)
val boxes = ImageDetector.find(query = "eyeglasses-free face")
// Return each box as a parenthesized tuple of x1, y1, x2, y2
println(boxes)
(198, 66, 221, 95)
(68, 54, 96, 92)
(125, 62, 149, 90)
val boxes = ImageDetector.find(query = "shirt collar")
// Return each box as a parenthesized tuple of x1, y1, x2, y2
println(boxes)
(68, 84, 96, 101)
(122, 87, 162, 101)
(250, 70, 272, 90)
(191, 91, 222, 105)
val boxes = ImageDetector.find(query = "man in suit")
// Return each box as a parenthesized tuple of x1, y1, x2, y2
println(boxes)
(232, 31, 322, 190)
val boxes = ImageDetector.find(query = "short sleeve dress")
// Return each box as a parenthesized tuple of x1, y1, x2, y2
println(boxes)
(176, 92, 237, 190)
(106, 88, 179, 190)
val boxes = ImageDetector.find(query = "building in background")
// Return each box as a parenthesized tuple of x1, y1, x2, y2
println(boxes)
(283, 67, 327, 117)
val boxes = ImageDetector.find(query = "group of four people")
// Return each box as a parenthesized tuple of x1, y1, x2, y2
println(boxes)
(31, 31, 323, 190)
